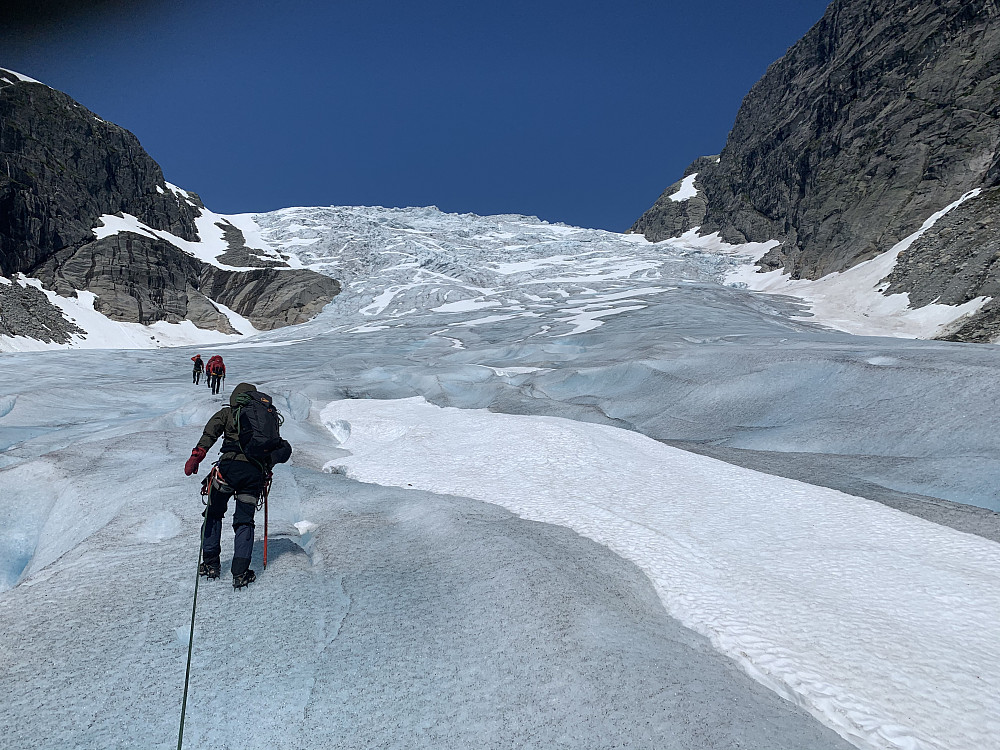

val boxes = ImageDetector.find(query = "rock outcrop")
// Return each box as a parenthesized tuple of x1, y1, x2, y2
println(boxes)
(632, 0, 1000, 340)
(629, 156, 714, 241)
(885, 185, 1000, 342)
(0, 68, 339, 342)
(0, 279, 84, 343)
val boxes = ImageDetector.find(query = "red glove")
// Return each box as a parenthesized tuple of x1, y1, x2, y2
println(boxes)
(184, 447, 207, 476)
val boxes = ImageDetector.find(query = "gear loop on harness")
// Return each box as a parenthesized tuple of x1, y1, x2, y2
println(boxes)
(200, 463, 222, 505)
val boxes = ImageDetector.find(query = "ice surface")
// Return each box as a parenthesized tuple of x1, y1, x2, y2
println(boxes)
(134, 510, 183, 542)
(242, 205, 740, 331)
(219, 202, 1000, 510)
(292, 520, 317, 535)
(320, 416, 351, 446)
(0, 355, 853, 750)
(322, 396, 1000, 750)
(3, 201, 1000, 750)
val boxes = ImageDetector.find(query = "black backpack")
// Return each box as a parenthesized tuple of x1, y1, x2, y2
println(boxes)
(233, 390, 284, 464)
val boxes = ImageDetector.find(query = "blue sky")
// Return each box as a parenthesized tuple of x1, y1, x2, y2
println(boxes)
(2, 0, 831, 230)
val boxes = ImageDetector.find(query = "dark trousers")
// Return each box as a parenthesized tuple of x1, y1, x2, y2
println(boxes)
(208, 373, 223, 394)
(202, 459, 264, 576)
(193, 369, 202, 384)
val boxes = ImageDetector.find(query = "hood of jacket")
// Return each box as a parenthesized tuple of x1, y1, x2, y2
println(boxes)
(230, 382, 256, 407)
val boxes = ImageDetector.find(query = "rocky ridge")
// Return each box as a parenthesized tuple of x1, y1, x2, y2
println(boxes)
(0, 69, 338, 344)
(632, 0, 1000, 342)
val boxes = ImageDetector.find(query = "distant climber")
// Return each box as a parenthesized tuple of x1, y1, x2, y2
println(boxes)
(191, 354, 204, 385)
(183, 382, 292, 589)
(206, 355, 226, 395)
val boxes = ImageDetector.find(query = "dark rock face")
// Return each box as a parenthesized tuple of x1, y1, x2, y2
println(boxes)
(886, 186, 1000, 342)
(0, 69, 339, 341)
(633, 1, 1000, 334)
(0, 70, 202, 276)
(29, 230, 341, 333)
(204, 267, 341, 331)
(0, 280, 84, 343)
(34, 233, 240, 333)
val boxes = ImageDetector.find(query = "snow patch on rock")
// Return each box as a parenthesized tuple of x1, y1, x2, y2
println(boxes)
(0, 275, 252, 352)
(669, 173, 699, 202)
(0, 68, 45, 85)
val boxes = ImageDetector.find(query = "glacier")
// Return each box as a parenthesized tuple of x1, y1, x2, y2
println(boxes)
(2, 203, 999, 750)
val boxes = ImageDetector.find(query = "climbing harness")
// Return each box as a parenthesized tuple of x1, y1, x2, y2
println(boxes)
(200, 464, 223, 501)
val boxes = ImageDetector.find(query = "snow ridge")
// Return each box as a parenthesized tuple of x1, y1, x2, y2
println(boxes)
(0, 68, 45, 85)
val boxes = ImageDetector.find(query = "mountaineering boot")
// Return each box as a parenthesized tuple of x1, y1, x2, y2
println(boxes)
(199, 561, 221, 579)
(233, 569, 256, 589)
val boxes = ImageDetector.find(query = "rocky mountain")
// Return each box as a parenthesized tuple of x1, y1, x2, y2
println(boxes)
(0, 68, 339, 345)
(632, 0, 1000, 342)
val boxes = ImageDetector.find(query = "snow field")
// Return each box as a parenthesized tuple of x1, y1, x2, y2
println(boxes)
(321, 396, 1000, 750)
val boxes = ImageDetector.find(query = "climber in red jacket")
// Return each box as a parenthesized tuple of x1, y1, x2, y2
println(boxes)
(205, 355, 226, 395)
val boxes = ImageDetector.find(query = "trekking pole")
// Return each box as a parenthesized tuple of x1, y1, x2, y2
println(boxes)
(262, 471, 273, 570)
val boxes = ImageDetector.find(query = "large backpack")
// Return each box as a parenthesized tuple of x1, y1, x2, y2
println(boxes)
(232, 390, 283, 464)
